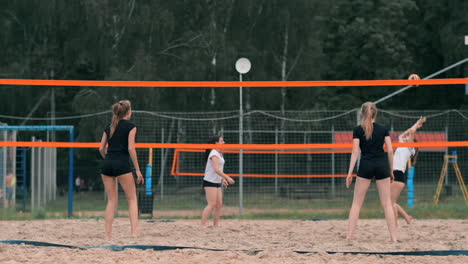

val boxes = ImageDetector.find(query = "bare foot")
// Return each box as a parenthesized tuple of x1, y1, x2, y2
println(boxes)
(131, 232, 140, 238)
(104, 233, 112, 239)
(405, 215, 413, 224)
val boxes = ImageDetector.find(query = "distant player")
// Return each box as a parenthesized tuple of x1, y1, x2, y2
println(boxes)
(392, 117, 426, 225)
(346, 102, 397, 242)
(5, 171, 16, 209)
(201, 136, 235, 227)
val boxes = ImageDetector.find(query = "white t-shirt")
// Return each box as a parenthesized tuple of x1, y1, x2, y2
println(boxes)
(393, 147, 415, 172)
(203, 149, 225, 184)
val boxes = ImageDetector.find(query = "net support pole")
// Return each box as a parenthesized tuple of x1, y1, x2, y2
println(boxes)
(444, 125, 449, 186)
(48, 148, 53, 202)
(41, 146, 46, 207)
(239, 73, 244, 215)
(68, 127, 75, 217)
(38, 141, 43, 208)
(407, 165, 415, 207)
(45, 147, 49, 205)
(49, 148, 53, 201)
(275, 127, 279, 195)
(30, 137, 35, 210)
(331, 125, 336, 198)
(304, 133, 310, 184)
(46, 147, 50, 203)
(159, 128, 165, 200)
(46, 133, 50, 204)
(53, 147, 57, 200)
(1, 131, 6, 208)
(11, 131, 17, 207)
(45, 147, 49, 203)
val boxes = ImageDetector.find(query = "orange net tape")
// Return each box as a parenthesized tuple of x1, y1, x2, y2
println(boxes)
(0, 141, 467, 149)
(0, 78, 467, 87)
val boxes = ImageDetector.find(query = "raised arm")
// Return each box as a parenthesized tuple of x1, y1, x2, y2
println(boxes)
(346, 138, 360, 188)
(398, 117, 426, 142)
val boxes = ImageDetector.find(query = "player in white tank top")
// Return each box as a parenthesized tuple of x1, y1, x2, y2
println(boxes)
(391, 117, 426, 226)
(203, 149, 225, 184)
(393, 147, 416, 173)
(201, 136, 235, 227)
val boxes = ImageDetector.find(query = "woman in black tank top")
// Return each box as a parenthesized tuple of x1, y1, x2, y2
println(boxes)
(346, 102, 397, 242)
(99, 100, 144, 239)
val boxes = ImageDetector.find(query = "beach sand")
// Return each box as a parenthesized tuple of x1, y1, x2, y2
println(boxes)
(1, 218, 467, 263)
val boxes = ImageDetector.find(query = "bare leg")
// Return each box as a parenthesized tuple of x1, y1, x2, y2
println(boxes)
(391, 181, 412, 225)
(391, 181, 405, 227)
(118, 172, 139, 237)
(347, 177, 371, 240)
(101, 175, 118, 239)
(376, 178, 398, 242)
(395, 203, 413, 224)
(213, 188, 223, 226)
(201, 187, 218, 227)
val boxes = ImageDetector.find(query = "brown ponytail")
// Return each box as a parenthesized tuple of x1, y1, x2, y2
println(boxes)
(110, 100, 131, 138)
(360, 102, 377, 140)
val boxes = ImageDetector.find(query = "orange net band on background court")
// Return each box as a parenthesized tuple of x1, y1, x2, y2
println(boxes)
(171, 172, 356, 178)
(0, 78, 467, 87)
(1, 141, 468, 149)
(176, 149, 352, 154)
(170, 149, 356, 178)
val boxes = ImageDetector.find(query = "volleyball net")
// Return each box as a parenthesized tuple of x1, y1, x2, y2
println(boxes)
(2, 109, 468, 217)
(1, 77, 468, 218)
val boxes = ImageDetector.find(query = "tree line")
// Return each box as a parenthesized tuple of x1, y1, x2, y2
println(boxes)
(0, 0, 467, 122)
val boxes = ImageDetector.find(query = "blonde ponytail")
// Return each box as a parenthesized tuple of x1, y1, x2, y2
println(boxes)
(109, 115, 119, 138)
(360, 102, 377, 140)
(109, 100, 131, 138)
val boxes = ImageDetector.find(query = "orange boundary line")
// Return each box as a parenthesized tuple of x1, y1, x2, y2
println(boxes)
(170, 149, 179, 176)
(0, 78, 466, 87)
(0, 141, 466, 148)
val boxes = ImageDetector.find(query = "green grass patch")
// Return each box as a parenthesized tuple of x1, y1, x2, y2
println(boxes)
(2, 190, 467, 220)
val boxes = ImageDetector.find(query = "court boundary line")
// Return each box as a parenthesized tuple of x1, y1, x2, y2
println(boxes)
(1, 240, 467, 256)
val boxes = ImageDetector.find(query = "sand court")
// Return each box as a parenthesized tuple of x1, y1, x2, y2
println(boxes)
(1, 219, 467, 263)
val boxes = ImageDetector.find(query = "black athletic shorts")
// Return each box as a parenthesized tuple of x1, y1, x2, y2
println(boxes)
(393, 170, 406, 183)
(357, 158, 390, 180)
(203, 180, 221, 188)
(101, 158, 132, 177)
